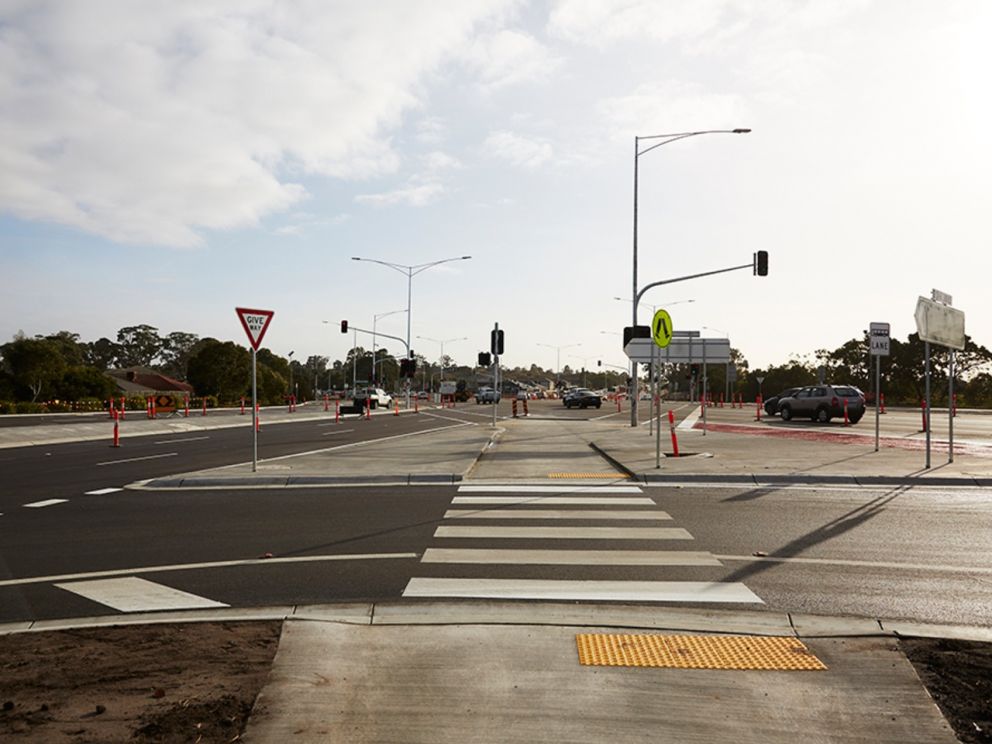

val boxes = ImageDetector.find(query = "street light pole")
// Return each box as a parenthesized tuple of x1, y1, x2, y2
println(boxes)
(372, 309, 406, 386)
(417, 335, 468, 382)
(630, 127, 750, 427)
(703, 326, 730, 405)
(537, 342, 581, 387)
(352, 255, 471, 409)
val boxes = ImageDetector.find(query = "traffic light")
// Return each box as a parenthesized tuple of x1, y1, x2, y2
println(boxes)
(754, 250, 768, 276)
(340, 320, 348, 333)
(490, 329, 504, 356)
(478, 352, 492, 367)
(399, 358, 416, 378)
(597, 360, 602, 367)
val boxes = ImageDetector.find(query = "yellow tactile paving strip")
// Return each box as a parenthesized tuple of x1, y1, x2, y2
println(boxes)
(576, 634, 828, 671)
(548, 472, 630, 479)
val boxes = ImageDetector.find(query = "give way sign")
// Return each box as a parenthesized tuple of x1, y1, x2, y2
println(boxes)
(236, 307, 275, 351)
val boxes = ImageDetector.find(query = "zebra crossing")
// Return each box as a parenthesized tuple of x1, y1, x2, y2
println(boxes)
(402, 483, 763, 605)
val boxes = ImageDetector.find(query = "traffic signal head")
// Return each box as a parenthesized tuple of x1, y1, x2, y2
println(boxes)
(754, 250, 768, 276)
(597, 360, 602, 367)
(478, 351, 492, 367)
(340, 320, 348, 333)
(399, 358, 416, 378)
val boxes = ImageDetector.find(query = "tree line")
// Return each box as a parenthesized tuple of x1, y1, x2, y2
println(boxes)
(2, 324, 990, 410)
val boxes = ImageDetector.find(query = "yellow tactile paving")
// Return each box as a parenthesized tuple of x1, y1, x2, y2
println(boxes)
(547, 472, 631, 479)
(575, 634, 827, 671)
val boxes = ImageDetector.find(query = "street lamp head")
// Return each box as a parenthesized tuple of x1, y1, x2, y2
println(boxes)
(732, 128, 752, 134)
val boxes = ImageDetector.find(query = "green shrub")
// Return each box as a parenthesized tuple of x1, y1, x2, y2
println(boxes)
(75, 397, 105, 412)
(15, 402, 47, 414)
(0, 401, 15, 414)
(125, 396, 147, 411)
(46, 401, 73, 413)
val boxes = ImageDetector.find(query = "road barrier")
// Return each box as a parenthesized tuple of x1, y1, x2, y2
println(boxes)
(119, 397, 126, 420)
(365, 398, 371, 421)
(108, 398, 116, 420)
(668, 409, 679, 458)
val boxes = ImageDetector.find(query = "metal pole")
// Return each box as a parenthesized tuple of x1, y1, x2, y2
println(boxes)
(874, 354, 880, 453)
(372, 317, 377, 385)
(352, 329, 357, 391)
(406, 271, 413, 410)
(649, 340, 656, 436)
(251, 347, 257, 473)
(655, 367, 661, 469)
(924, 341, 931, 469)
(949, 350, 955, 464)
(702, 344, 708, 435)
(631, 137, 639, 427)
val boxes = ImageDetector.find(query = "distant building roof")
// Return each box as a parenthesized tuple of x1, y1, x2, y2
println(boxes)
(107, 368, 194, 395)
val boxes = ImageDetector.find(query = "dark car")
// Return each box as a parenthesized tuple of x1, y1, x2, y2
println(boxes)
(563, 388, 602, 409)
(778, 384, 865, 424)
(764, 387, 803, 416)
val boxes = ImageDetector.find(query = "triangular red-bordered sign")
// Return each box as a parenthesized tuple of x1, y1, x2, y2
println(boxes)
(236, 307, 275, 351)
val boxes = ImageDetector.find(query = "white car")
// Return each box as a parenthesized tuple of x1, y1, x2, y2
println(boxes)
(356, 387, 393, 409)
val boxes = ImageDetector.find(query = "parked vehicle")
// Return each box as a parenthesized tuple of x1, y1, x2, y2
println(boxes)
(354, 387, 393, 409)
(764, 387, 803, 416)
(475, 387, 501, 404)
(778, 385, 865, 424)
(563, 388, 603, 409)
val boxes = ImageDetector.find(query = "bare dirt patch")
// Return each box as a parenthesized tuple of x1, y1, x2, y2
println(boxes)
(0, 621, 281, 743)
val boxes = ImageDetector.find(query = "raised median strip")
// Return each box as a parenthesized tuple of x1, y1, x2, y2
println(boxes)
(134, 473, 465, 489)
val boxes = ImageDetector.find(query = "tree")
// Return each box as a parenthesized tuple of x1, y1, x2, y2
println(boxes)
(1, 337, 66, 401)
(43, 331, 86, 367)
(116, 324, 163, 367)
(186, 340, 250, 402)
(159, 332, 200, 380)
(57, 366, 117, 401)
(84, 337, 122, 370)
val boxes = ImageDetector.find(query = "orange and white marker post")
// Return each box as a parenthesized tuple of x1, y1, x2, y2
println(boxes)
(184, 395, 189, 417)
(394, 400, 400, 416)
(335, 399, 340, 423)
(202, 397, 207, 416)
(755, 394, 762, 422)
(843, 398, 850, 426)
(668, 409, 679, 458)
(112, 419, 120, 448)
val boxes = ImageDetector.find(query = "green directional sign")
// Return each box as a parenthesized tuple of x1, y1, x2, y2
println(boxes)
(652, 309, 673, 348)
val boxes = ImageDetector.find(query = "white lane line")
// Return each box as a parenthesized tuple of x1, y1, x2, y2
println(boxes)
(403, 578, 763, 603)
(715, 554, 992, 574)
(54, 577, 228, 612)
(452, 496, 656, 505)
(0, 553, 419, 588)
(323, 428, 356, 437)
(23, 499, 68, 508)
(458, 485, 642, 494)
(84, 488, 124, 496)
(153, 436, 210, 444)
(443, 509, 671, 521)
(434, 526, 693, 540)
(97, 452, 178, 466)
(421, 549, 722, 566)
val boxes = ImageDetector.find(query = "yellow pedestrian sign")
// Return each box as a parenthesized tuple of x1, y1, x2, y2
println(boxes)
(652, 309, 673, 348)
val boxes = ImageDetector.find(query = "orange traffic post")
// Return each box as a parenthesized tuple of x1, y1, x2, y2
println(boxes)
(202, 397, 207, 416)
(240, 396, 245, 415)
(394, 400, 400, 416)
(843, 398, 850, 426)
(119, 397, 126, 420)
(108, 398, 116, 420)
(112, 419, 120, 448)
(512, 399, 518, 418)
(184, 395, 190, 417)
(755, 394, 762, 422)
(414, 397, 419, 413)
(365, 398, 371, 421)
(523, 398, 529, 416)
(335, 400, 340, 423)
(668, 409, 679, 458)
(323, 394, 329, 412)
(880, 393, 886, 414)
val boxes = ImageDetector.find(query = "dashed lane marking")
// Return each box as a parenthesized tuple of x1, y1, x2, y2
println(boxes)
(23, 499, 68, 508)
(54, 577, 228, 612)
(84, 488, 124, 495)
(97, 452, 178, 466)
(322, 428, 356, 436)
(153, 436, 210, 444)
(421, 549, 722, 566)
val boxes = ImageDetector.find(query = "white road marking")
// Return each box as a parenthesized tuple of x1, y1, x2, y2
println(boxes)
(433, 526, 693, 540)
(452, 496, 656, 505)
(458, 485, 642, 493)
(443, 509, 670, 520)
(421, 548, 722, 566)
(0, 553, 419, 588)
(84, 488, 124, 495)
(23, 499, 68, 508)
(153, 436, 210, 444)
(97, 452, 178, 466)
(403, 578, 763, 603)
(322, 428, 355, 437)
(54, 577, 228, 612)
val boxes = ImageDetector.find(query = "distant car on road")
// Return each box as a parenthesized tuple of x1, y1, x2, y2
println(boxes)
(475, 387, 501, 404)
(778, 384, 865, 424)
(354, 387, 393, 409)
(563, 388, 602, 409)
(416, 391, 430, 400)
(764, 387, 803, 416)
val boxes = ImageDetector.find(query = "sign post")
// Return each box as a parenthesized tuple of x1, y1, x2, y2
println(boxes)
(914, 292, 965, 468)
(869, 322, 890, 453)
(236, 307, 275, 473)
(490, 323, 504, 429)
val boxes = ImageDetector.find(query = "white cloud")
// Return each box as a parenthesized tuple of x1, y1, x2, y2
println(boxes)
(0, 0, 512, 247)
(463, 29, 562, 89)
(598, 81, 747, 137)
(355, 182, 446, 207)
(483, 130, 553, 168)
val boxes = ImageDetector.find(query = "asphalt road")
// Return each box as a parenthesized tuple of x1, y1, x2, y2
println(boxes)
(3, 400, 991, 628)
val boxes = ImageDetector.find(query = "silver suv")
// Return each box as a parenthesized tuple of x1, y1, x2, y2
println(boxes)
(778, 385, 865, 424)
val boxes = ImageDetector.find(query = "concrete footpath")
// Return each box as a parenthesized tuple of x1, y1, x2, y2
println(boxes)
(6, 401, 992, 741)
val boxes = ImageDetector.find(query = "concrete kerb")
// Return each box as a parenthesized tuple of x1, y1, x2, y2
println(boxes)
(132, 474, 464, 490)
(2, 601, 991, 644)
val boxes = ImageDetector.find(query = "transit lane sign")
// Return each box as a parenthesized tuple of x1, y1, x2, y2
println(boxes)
(869, 322, 890, 356)
(652, 309, 673, 349)
(236, 307, 275, 351)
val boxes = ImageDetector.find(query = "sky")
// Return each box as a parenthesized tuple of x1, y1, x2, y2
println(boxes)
(2, 0, 990, 375)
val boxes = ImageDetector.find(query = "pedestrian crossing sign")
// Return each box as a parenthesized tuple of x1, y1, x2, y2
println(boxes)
(652, 309, 673, 349)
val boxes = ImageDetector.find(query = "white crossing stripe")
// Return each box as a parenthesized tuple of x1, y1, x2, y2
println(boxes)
(54, 577, 228, 612)
(458, 485, 642, 494)
(434, 526, 693, 540)
(84, 488, 123, 495)
(443, 509, 670, 520)
(452, 496, 655, 506)
(421, 549, 722, 566)
(403, 578, 763, 603)
(23, 499, 68, 508)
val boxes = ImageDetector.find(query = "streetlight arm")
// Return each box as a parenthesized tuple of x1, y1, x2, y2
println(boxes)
(637, 129, 750, 158)
(409, 255, 472, 277)
(351, 257, 410, 277)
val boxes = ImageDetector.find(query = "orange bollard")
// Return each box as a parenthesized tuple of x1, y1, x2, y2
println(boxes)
(335, 400, 340, 423)
(394, 400, 399, 416)
(755, 394, 762, 422)
(108, 398, 116, 420)
(880, 393, 886, 414)
(523, 398, 529, 416)
(119, 397, 126, 420)
(700, 394, 706, 416)
(240, 396, 245, 415)
(202, 397, 207, 416)
(184, 395, 189, 417)
(512, 399, 518, 418)
(365, 398, 371, 421)
(112, 419, 120, 448)
(843, 397, 850, 426)
(323, 394, 329, 412)
(668, 409, 679, 457)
